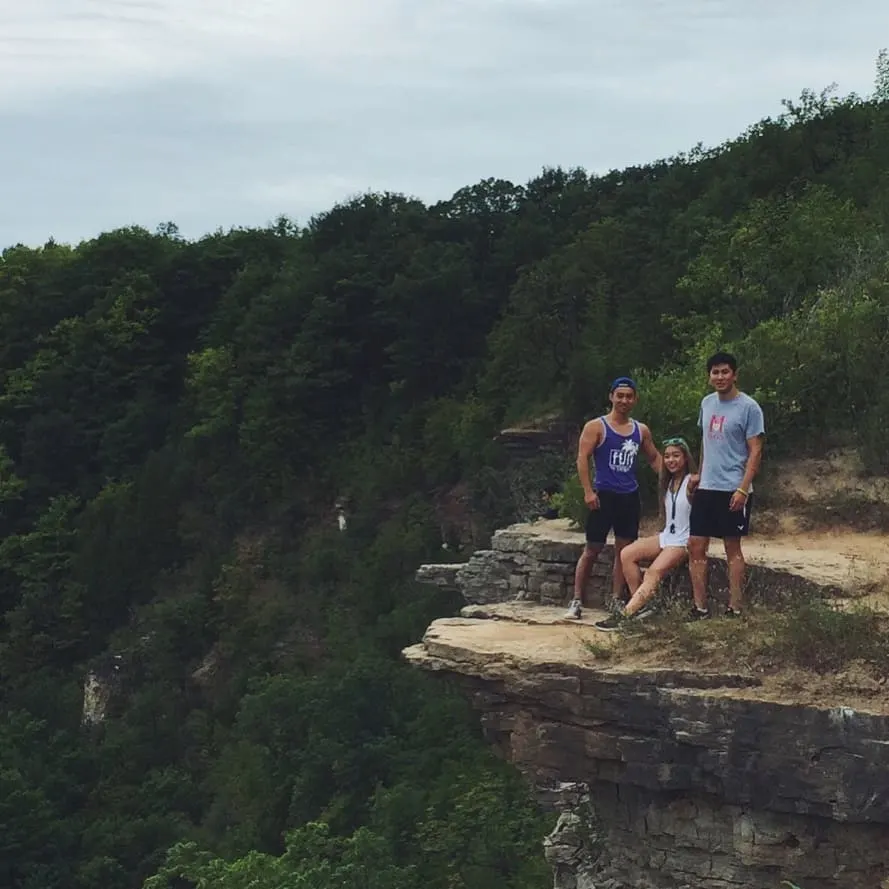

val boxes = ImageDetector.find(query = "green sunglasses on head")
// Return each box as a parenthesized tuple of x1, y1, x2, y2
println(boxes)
(663, 437, 690, 450)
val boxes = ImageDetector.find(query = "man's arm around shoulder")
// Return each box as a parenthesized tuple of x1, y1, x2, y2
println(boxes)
(638, 422, 662, 474)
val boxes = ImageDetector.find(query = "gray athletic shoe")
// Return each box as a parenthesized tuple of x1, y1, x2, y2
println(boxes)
(564, 599, 583, 620)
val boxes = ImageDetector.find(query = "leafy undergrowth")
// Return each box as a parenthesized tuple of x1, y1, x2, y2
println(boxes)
(582, 638, 615, 661)
(615, 597, 889, 679)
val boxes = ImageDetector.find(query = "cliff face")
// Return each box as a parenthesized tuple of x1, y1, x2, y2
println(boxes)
(406, 521, 889, 889)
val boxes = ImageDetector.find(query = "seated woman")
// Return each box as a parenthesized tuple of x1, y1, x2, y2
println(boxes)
(594, 437, 697, 631)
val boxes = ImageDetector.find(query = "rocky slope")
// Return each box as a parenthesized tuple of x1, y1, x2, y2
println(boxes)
(405, 520, 889, 889)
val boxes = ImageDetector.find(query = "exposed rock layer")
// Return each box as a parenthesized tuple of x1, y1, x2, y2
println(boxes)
(406, 620, 889, 888)
(418, 519, 850, 611)
(408, 523, 889, 889)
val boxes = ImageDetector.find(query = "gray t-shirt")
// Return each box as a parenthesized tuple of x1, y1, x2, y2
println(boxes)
(698, 392, 765, 491)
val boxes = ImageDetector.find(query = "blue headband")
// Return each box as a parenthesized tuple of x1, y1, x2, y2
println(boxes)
(610, 376, 636, 392)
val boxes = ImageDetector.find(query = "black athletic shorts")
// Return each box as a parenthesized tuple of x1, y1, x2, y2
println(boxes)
(689, 489, 754, 539)
(585, 490, 641, 545)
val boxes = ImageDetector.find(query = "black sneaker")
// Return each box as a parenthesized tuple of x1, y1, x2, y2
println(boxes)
(724, 606, 742, 618)
(597, 605, 654, 632)
(594, 614, 623, 632)
(687, 606, 711, 622)
(606, 597, 626, 616)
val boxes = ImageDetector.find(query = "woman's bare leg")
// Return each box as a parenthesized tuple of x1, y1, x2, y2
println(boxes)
(619, 536, 663, 598)
(625, 547, 689, 616)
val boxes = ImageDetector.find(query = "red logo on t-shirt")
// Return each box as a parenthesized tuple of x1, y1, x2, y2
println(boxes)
(709, 415, 726, 436)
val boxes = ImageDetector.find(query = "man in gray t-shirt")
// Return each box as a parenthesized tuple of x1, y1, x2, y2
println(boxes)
(687, 351, 765, 620)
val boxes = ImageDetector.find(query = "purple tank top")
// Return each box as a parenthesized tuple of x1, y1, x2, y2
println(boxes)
(593, 417, 641, 494)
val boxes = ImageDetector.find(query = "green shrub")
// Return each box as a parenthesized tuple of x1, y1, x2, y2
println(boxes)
(858, 376, 889, 474)
(765, 600, 889, 674)
(552, 474, 586, 529)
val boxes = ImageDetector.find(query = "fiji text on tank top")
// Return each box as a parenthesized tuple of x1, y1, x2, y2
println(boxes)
(593, 417, 641, 494)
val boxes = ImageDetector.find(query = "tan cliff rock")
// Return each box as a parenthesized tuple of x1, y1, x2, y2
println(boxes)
(406, 520, 889, 889)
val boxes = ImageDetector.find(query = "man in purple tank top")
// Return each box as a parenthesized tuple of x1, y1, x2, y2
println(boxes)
(564, 377, 662, 620)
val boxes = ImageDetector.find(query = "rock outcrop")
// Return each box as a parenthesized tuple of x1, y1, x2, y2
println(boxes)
(406, 521, 889, 889)
(418, 519, 851, 610)
(81, 654, 124, 728)
(417, 523, 597, 606)
(493, 420, 577, 460)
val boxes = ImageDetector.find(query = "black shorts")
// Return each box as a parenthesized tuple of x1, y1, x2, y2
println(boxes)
(585, 490, 641, 545)
(689, 489, 754, 539)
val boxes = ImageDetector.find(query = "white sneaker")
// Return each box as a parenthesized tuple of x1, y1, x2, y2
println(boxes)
(564, 599, 582, 620)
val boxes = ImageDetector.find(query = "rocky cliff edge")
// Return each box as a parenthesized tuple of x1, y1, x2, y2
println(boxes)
(405, 520, 889, 889)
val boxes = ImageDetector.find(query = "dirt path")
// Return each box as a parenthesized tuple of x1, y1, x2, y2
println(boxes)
(533, 514, 889, 600)
(722, 530, 889, 599)
(731, 448, 889, 594)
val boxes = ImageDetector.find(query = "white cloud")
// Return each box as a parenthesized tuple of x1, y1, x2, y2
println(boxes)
(5, 0, 884, 111)
(1, 0, 888, 246)
(0, 0, 413, 106)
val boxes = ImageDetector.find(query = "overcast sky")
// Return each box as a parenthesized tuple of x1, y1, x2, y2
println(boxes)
(3, 0, 888, 249)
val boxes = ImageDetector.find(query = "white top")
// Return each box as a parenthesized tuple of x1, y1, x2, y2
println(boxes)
(659, 475, 692, 548)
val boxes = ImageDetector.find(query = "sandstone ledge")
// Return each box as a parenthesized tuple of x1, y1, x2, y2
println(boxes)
(405, 603, 889, 889)
(415, 519, 864, 612)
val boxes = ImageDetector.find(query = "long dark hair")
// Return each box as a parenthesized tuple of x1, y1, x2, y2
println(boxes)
(658, 438, 698, 524)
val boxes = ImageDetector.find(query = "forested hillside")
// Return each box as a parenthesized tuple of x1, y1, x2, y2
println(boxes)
(3, 60, 889, 888)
